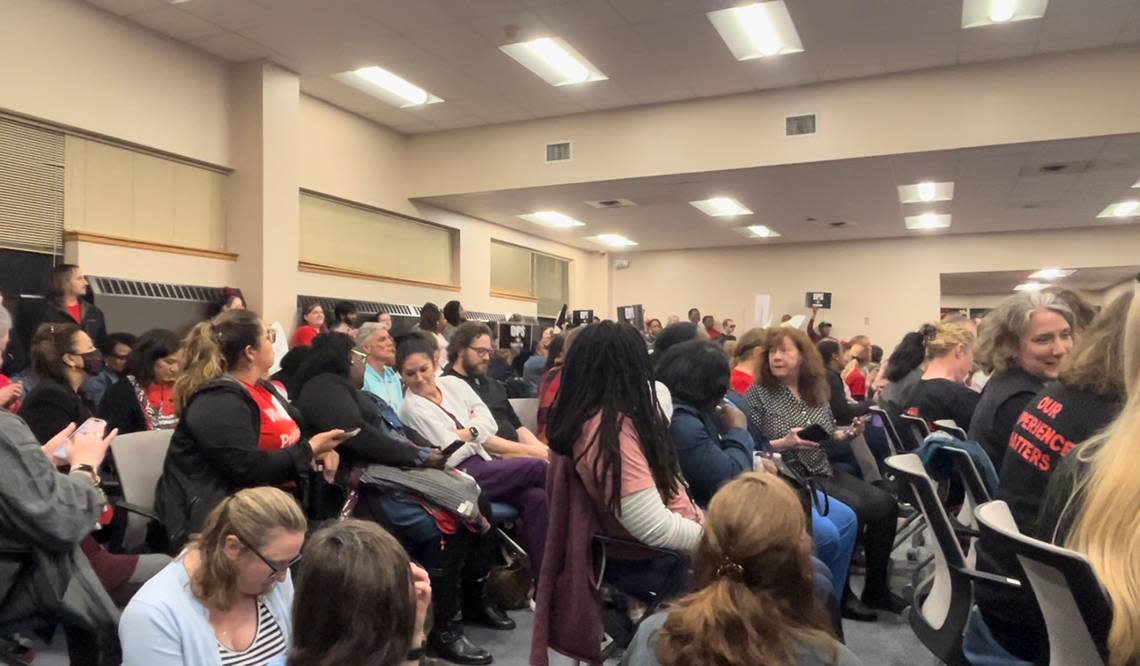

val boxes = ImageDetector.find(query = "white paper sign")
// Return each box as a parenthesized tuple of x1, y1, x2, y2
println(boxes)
(754, 294, 771, 326)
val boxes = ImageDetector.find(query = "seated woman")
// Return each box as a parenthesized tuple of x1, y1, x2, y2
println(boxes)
(730, 327, 766, 394)
(157, 310, 345, 550)
(968, 291, 1075, 473)
(99, 328, 182, 434)
(548, 321, 701, 601)
(291, 302, 325, 348)
(21, 322, 101, 444)
(1032, 288, 1140, 666)
(120, 487, 305, 666)
(745, 327, 902, 615)
(536, 327, 582, 440)
(903, 320, 980, 430)
(875, 325, 935, 411)
(270, 519, 432, 666)
(818, 340, 873, 426)
(396, 335, 549, 584)
(969, 291, 1133, 664)
(623, 472, 862, 666)
(417, 303, 449, 371)
(660, 339, 862, 619)
(842, 343, 871, 401)
(293, 334, 498, 665)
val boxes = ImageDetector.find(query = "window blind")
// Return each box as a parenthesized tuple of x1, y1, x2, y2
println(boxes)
(0, 117, 64, 254)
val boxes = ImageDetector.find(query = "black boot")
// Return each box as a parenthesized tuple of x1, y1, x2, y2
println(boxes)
(462, 574, 516, 631)
(426, 567, 493, 665)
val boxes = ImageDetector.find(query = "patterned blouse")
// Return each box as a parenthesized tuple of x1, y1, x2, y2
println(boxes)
(744, 383, 836, 441)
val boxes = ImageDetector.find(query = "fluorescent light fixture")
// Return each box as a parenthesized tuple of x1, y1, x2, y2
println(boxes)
(1014, 282, 1047, 292)
(734, 225, 781, 239)
(588, 234, 638, 248)
(499, 37, 607, 87)
(897, 181, 955, 204)
(1028, 268, 1076, 280)
(962, 0, 1049, 28)
(518, 211, 585, 229)
(690, 197, 753, 217)
(1132, 179, 1140, 188)
(904, 213, 952, 230)
(1097, 200, 1140, 219)
(333, 66, 443, 108)
(707, 1, 804, 61)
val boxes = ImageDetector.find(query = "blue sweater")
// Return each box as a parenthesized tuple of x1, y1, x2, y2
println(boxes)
(670, 401, 756, 508)
(119, 555, 294, 666)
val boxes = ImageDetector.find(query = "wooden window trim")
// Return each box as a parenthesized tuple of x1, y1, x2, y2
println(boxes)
(490, 290, 540, 303)
(298, 261, 461, 292)
(64, 231, 237, 261)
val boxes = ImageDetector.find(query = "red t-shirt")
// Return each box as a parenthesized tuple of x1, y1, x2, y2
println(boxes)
(846, 367, 868, 401)
(67, 302, 82, 324)
(292, 325, 320, 348)
(242, 381, 301, 451)
(730, 368, 754, 394)
(0, 374, 22, 412)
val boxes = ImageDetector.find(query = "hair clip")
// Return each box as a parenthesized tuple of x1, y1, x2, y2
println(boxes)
(715, 557, 745, 580)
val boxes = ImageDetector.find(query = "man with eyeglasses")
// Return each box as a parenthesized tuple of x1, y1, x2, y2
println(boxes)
(444, 322, 546, 453)
(83, 331, 137, 407)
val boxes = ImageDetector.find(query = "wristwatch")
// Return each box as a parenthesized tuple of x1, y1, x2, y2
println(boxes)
(468, 426, 480, 440)
(71, 464, 102, 487)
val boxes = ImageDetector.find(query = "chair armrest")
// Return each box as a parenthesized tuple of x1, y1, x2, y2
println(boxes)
(954, 566, 1021, 589)
(951, 524, 981, 539)
(114, 499, 160, 523)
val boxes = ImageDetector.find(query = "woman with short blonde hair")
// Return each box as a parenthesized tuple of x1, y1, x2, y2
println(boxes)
(120, 487, 307, 666)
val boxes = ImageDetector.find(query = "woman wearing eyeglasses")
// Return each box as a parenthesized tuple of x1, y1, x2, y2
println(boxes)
(156, 310, 348, 550)
(120, 486, 306, 666)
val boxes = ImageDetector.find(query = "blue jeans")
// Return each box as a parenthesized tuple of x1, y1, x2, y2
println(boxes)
(962, 607, 1034, 665)
(812, 493, 858, 594)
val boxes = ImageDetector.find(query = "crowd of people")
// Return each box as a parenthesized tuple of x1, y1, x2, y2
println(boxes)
(2, 262, 1139, 666)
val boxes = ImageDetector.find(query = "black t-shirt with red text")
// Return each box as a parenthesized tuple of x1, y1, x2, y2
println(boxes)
(904, 378, 980, 432)
(997, 381, 1121, 526)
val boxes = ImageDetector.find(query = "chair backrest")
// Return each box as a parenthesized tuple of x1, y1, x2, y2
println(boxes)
(932, 419, 967, 441)
(899, 413, 931, 450)
(110, 429, 173, 550)
(886, 454, 969, 627)
(975, 501, 1112, 666)
(509, 398, 539, 433)
(868, 405, 903, 455)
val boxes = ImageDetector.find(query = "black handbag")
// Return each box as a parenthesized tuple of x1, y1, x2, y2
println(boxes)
(775, 450, 831, 518)
(782, 446, 834, 479)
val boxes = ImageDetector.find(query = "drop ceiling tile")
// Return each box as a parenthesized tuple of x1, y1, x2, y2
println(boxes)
(469, 10, 551, 45)
(808, 46, 886, 81)
(745, 53, 820, 90)
(560, 81, 639, 110)
(348, 0, 458, 33)
(554, 24, 648, 65)
(1116, 6, 1140, 42)
(1028, 137, 1109, 165)
(1035, 2, 1136, 54)
(190, 31, 277, 61)
(86, 0, 164, 15)
(883, 34, 959, 73)
(404, 23, 493, 60)
(683, 66, 757, 98)
(534, 0, 628, 35)
(436, 0, 532, 19)
(956, 21, 1039, 64)
(609, 0, 706, 25)
(177, 0, 273, 31)
(619, 72, 697, 105)
(129, 6, 227, 41)
(1009, 174, 1078, 204)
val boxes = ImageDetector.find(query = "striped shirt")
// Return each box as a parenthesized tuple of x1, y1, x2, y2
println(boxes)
(218, 601, 286, 666)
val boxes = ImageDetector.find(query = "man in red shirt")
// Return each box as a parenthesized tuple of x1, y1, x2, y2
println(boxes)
(32, 264, 108, 349)
(701, 315, 722, 340)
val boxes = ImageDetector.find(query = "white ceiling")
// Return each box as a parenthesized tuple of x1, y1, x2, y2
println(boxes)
(941, 266, 1140, 295)
(87, 0, 1140, 134)
(415, 133, 1140, 251)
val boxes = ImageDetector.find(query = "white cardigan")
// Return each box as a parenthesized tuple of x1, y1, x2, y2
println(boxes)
(399, 375, 499, 467)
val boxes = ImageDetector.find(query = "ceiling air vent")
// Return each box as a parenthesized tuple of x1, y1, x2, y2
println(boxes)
(585, 198, 636, 209)
(545, 141, 572, 163)
(785, 114, 816, 137)
(1022, 161, 1095, 176)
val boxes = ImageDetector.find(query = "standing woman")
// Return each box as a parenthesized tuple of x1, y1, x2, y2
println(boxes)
(120, 487, 306, 666)
(99, 328, 183, 434)
(157, 310, 346, 549)
(418, 302, 449, 371)
(292, 303, 326, 348)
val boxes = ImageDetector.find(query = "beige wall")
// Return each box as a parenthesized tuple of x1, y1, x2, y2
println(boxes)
(65, 240, 238, 286)
(297, 95, 610, 317)
(611, 226, 1140, 347)
(0, 0, 231, 167)
(1099, 278, 1138, 306)
(407, 46, 1140, 197)
(939, 294, 1011, 310)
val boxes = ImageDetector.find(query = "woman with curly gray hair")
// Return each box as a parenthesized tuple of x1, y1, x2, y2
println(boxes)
(967, 291, 1075, 473)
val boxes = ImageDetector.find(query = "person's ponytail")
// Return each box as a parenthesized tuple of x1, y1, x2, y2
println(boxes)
(174, 320, 225, 414)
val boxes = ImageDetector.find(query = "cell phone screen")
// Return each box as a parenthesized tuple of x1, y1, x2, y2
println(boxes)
(798, 424, 830, 443)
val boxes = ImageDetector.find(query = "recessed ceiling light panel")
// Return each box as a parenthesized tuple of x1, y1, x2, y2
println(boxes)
(1014, 282, 1047, 292)
(690, 197, 753, 217)
(518, 211, 586, 229)
(1097, 200, 1140, 219)
(707, 1, 804, 61)
(962, 0, 1049, 28)
(1028, 268, 1076, 280)
(898, 181, 955, 204)
(499, 37, 607, 87)
(1132, 179, 1140, 189)
(333, 66, 443, 108)
(588, 234, 637, 248)
(734, 225, 781, 239)
(904, 213, 952, 230)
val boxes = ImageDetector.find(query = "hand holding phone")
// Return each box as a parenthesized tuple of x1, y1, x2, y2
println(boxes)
(797, 423, 831, 443)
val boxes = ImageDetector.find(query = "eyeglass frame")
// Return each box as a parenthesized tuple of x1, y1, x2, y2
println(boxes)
(235, 533, 302, 580)
(467, 346, 494, 358)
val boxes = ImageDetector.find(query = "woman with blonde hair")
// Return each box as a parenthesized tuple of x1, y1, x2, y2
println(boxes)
(1034, 286, 1140, 666)
(120, 486, 307, 666)
(623, 472, 861, 666)
(903, 320, 979, 430)
(841, 342, 871, 401)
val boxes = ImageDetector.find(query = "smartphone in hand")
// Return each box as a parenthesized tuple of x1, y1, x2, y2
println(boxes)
(798, 424, 830, 443)
(59, 417, 107, 460)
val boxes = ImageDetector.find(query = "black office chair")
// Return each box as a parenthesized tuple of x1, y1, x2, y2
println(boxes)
(868, 405, 905, 455)
(898, 413, 932, 450)
(932, 419, 968, 441)
(886, 454, 1020, 666)
(975, 501, 1112, 666)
